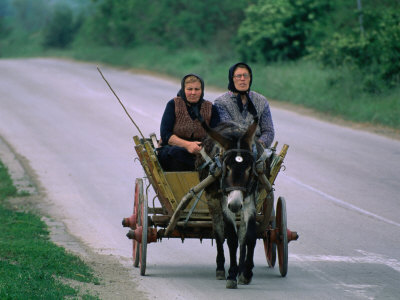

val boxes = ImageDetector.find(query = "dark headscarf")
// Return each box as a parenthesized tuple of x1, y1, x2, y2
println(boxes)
(177, 73, 205, 121)
(228, 62, 253, 94)
(227, 62, 257, 116)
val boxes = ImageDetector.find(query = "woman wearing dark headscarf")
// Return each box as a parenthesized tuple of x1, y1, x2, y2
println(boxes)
(157, 74, 220, 171)
(214, 62, 275, 148)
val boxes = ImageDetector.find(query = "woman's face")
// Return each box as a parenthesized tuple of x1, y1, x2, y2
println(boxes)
(233, 67, 251, 92)
(184, 81, 202, 104)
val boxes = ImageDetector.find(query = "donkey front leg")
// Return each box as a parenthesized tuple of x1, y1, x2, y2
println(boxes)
(238, 197, 257, 285)
(208, 198, 225, 280)
(238, 215, 257, 285)
(225, 219, 239, 289)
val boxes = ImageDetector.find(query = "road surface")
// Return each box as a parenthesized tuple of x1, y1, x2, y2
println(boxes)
(0, 58, 399, 299)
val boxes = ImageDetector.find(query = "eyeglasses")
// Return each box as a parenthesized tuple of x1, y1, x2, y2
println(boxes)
(233, 73, 250, 79)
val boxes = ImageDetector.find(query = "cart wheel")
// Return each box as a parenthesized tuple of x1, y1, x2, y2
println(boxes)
(276, 196, 288, 277)
(139, 191, 148, 276)
(133, 179, 143, 267)
(263, 206, 276, 268)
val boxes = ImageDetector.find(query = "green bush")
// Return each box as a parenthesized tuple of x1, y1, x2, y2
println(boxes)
(316, 10, 400, 92)
(8, 0, 50, 33)
(42, 3, 78, 48)
(80, 0, 250, 49)
(236, 0, 330, 62)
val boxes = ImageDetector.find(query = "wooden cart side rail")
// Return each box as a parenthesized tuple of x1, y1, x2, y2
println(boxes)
(141, 143, 177, 209)
(255, 144, 289, 213)
(133, 136, 177, 214)
(133, 143, 173, 214)
(269, 144, 289, 185)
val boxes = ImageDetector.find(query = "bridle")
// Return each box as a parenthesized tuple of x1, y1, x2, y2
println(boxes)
(219, 140, 259, 196)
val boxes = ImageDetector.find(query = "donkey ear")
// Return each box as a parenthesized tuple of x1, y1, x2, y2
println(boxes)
(206, 127, 230, 150)
(200, 119, 230, 150)
(242, 117, 258, 147)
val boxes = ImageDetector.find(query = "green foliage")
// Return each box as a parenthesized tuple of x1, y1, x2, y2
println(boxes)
(316, 9, 400, 92)
(80, 0, 138, 47)
(0, 1, 8, 37)
(252, 59, 400, 128)
(42, 3, 79, 48)
(10, 0, 50, 32)
(81, 0, 250, 49)
(0, 164, 17, 201)
(237, 0, 330, 62)
(0, 0, 399, 128)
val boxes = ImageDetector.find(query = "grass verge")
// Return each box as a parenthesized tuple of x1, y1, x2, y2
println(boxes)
(0, 160, 99, 299)
(62, 43, 400, 130)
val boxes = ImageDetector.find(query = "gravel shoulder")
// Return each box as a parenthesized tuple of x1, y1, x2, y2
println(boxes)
(0, 136, 148, 300)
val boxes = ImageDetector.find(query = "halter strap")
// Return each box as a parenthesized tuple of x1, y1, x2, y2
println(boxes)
(220, 143, 259, 195)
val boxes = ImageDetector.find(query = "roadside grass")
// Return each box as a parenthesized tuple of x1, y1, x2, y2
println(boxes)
(0, 161, 99, 299)
(64, 43, 400, 130)
(1, 37, 399, 130)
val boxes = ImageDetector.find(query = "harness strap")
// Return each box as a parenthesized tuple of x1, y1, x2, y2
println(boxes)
(256, 147, 271, 163)
(225, 186, 247, 192)
(197, 148, 213, 171)
(220, 144, 260, 195)
(255, 147, 271, 174)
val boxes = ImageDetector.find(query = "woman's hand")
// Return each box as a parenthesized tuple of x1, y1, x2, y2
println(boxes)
(185, 141, 202, 154)
(168, 135, 202, 154)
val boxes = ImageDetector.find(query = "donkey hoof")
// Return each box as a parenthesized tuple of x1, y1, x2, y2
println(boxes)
(238, 274, 252, 285)
(216, 270, 226, 280)
(226, 279, 237, 289)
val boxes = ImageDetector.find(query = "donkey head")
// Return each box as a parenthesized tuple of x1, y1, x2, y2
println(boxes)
(205, 118, 259, 213)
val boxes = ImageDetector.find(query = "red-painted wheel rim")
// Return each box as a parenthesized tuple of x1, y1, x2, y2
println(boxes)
(276, 197, 288, 277)
(132, 179, 142, 267)
(139, 190, 148, 276)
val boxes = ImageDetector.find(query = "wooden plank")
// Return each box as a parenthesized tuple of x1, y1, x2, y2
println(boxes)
(133, 137, 176, 214)
(164, 172, 209, 212)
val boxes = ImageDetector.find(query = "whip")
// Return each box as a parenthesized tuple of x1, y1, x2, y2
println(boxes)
(97, 66, 145, 140)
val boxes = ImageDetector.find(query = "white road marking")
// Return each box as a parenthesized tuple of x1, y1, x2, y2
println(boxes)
(283, 174, 400, 228)
(291, 250, 400, 273)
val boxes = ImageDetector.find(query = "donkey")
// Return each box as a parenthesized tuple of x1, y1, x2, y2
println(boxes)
(196, 118, 268, 289)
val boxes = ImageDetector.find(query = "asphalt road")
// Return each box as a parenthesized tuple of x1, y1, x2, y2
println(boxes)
(1, 58, 399, 300)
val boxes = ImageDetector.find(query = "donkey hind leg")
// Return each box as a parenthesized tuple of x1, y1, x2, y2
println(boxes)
(208, 198, 225, 280)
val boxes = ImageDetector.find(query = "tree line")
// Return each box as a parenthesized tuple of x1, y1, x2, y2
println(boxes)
(1, 0, 399, 93)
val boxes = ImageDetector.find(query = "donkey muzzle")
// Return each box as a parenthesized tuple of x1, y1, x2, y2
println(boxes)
(227, 190, 244, 213)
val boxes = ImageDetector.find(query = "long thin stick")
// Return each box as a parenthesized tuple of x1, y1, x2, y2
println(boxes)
(97, 66, 145, 140)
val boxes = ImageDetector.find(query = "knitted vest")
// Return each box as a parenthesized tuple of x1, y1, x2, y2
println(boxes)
(173, 97, 212, 141)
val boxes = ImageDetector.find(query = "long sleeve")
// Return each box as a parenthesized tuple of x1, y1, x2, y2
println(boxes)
(210, 105, 220, 128)
(160, 100, 175, 146)
(258, 101, 275, 147)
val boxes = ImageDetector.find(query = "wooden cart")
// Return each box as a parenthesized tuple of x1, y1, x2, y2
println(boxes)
(122, 133, 298, 276)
